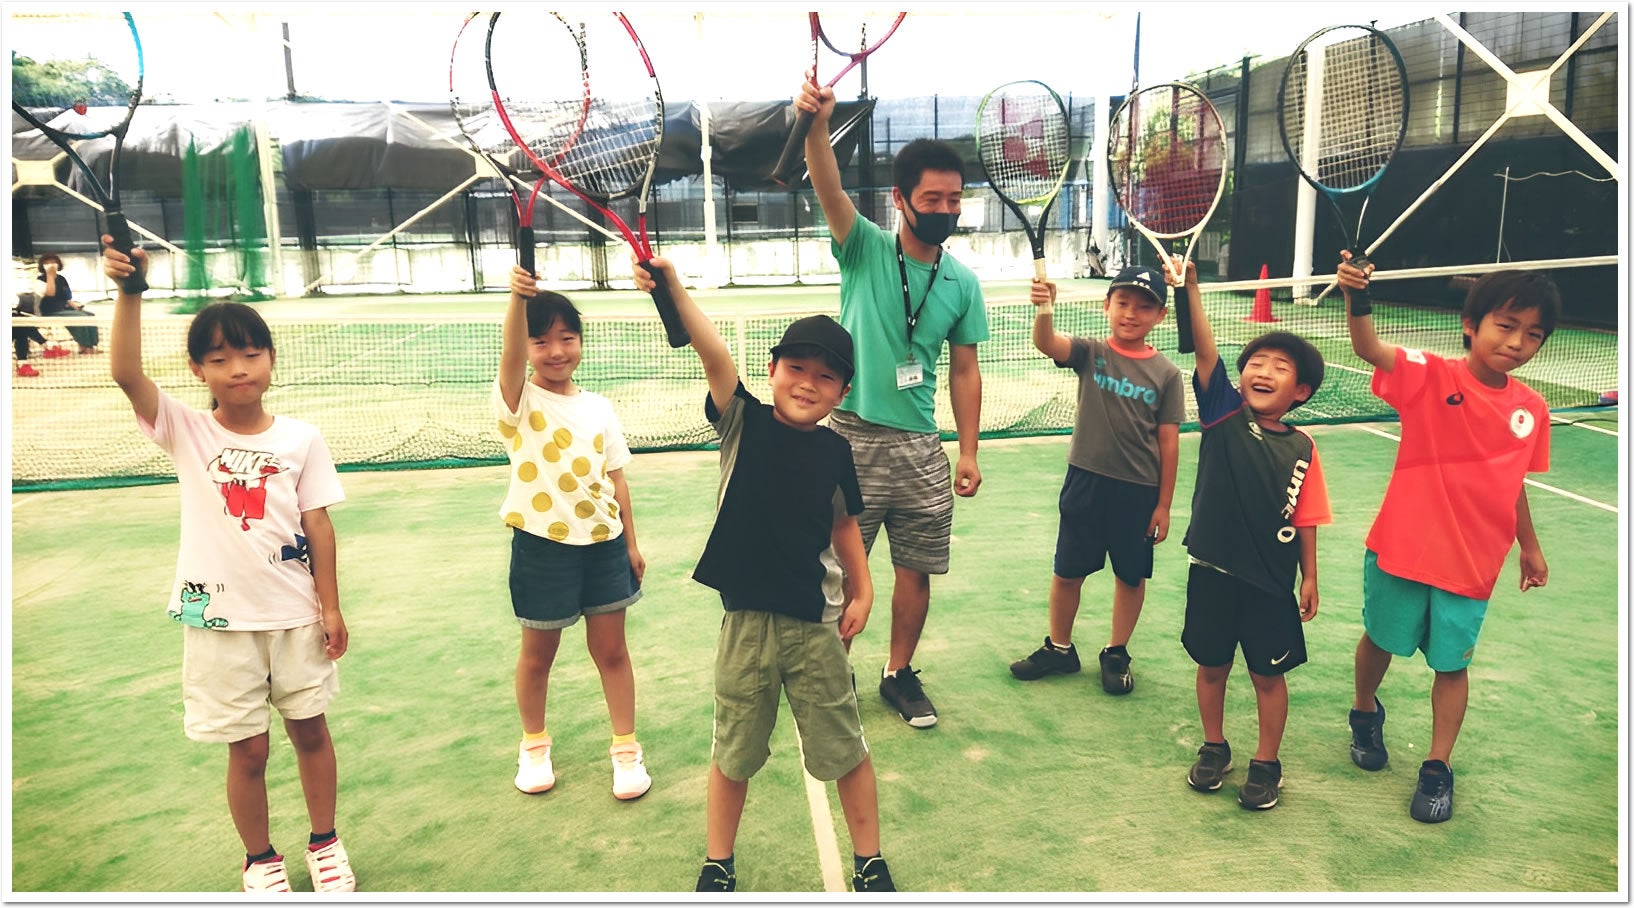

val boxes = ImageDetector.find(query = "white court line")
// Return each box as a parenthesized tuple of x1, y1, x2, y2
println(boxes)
(1554, 416, 1619, 438)
(790, 722, 846, 892)
(1354, 424, 1617, 513)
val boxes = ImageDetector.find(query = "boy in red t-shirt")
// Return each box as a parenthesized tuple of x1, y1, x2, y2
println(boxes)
(1338, 254, 1558, 824)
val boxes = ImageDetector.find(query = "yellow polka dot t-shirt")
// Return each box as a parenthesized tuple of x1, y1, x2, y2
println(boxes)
(493, 379, 632, 545)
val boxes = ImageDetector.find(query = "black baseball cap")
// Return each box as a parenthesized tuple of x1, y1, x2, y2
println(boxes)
(1108, 265, 1167, 307)
(770, 314, 854, 379)
(1237, 331, 1326, 409)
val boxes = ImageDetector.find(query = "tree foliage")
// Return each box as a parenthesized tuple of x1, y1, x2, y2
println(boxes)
(11, 53, 134, 108)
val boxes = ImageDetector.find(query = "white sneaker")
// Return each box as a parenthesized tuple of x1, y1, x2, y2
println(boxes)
(242, 855, 292, 892)
(304, 838, 357, 893)
(610, 741, 652, 800)
(515, 738, 555, 793)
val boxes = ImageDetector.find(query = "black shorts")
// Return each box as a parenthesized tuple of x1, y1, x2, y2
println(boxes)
(1053, 466, 1157, 585)
(1181, 563, 1307, 676)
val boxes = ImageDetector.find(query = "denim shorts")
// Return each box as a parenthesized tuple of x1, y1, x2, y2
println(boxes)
(509, 528, 640, 629)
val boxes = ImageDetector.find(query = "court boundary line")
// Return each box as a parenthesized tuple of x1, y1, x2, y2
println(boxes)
(790, 722, 847, 892)
(1354, 424, 1616, 513)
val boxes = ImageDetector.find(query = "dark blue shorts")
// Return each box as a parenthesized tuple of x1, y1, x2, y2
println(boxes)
(509, 528, 641, 630)
(1181, 563, 1307, 676)
(1053, 465, 1158, 585)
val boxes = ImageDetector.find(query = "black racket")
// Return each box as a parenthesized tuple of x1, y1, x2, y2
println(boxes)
(1278, 24, 1409, 317)
(770, 11, 907, 186)
(975, 80, 1072, 282)
(11, 12, 147, 292)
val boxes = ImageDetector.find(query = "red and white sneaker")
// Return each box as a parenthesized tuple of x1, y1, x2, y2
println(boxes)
(41, 345, 70, 359)
(242, 854, 292, 892)
(16, 363, 40, 377)
(304, 837, 357, 893)
(610, 741, 652, 800)
(515, 738, 555, 793)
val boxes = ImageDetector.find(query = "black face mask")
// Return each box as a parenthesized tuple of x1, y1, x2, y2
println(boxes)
(903, 198, 957, 246)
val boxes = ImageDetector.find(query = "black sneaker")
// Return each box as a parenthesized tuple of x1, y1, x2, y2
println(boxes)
(1187, 741, 1233, 792)
(1348, 697, 1389, 771)
(1099, 646, 1134, 694)
(879, 665, 937, 728)
(1238, 759, 1282, 810)
(1410, 760, 1454, 823)
(852, 856, 896, 892)
(695, 861, 736, 892)
(1009, 637, 1081, 680)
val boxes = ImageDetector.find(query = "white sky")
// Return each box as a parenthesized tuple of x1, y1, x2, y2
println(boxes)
(4, 2, 1485, 106)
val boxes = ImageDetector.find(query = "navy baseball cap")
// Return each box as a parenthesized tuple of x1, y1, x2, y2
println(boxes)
(1108, 265, 1168, 306)
(771, 314, 855, 379)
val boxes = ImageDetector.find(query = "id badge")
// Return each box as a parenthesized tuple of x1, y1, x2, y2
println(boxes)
(895, 360, 924, 390)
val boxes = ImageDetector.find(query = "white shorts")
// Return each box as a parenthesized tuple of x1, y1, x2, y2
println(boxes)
(181, 622, 339, 743)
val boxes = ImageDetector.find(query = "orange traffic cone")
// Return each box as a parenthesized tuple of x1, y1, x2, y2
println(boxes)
(1247, 263, 1277, 323)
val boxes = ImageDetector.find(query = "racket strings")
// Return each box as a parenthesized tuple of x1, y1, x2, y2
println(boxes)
(1283, 32, 1405, 190)
(977, 90, 1070, 206)
(550, 95, 661, 199)
(1110, 92, 1226, 236)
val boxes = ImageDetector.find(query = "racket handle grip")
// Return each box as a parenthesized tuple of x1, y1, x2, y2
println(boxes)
(770, 108, 817, 187)
(1346, 252, 1373, 318)
(1173, 283, 1196, 355)
(106, 211, 147, 295)
(517, 227, 536, 278)
(639, 257, 691, 349)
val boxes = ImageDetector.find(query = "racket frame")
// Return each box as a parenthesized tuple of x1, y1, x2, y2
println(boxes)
(770, 11, 906, 186)
(975, 80, 1072, 282)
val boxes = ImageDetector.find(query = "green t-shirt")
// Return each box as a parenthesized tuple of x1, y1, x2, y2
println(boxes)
(831, 217, 988, 434)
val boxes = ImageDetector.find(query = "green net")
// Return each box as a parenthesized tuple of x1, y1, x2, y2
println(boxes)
(10, 258, 1616, 491)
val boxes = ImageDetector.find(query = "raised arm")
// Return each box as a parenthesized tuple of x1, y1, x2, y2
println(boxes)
(1339, 251, 1394, 372)
(633, 257, 737, 415)
(1029, 279, 1072, 362)
(102, 235, 159, 425)
(498, 265, 535, 413)
(1175, 260, 1219, 390)
(796, 81, 857, 247)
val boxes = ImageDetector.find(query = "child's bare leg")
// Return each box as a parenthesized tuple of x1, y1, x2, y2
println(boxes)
(1352, 633, 1393, 711)
(1196, 663, 1231, 742)
(585, 611, 635, 736)
(1428, 668, 1469, 765)
(1047, 575, 1084, 646)
(284, 714, 337, 835)
(515, 627, 563, 735)
(706, 761, 749, 860)
(226, 733, 274, 854)
(1108, 576, 1145, 648)
(833, 754, 881, 857)
(1248, 671, 1288, 762)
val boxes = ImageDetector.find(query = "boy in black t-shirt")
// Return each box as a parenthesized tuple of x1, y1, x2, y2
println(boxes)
(1174, 261, 1333, 811)
(634, 258, 894, 893)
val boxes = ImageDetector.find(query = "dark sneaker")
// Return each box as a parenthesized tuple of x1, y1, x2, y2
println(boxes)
(1410, 760, 1454, 823)
(696, 861, 736, 892)
(1099, 646, 1134, 694)
(1238, 759, 1282, 810)
(852, 856, 896, 892)
(1187, 742, 1233, 792)
(880, 666, 937, 728)
(1009, 637, 1081, 680)
(1349, 697, 1389, 771)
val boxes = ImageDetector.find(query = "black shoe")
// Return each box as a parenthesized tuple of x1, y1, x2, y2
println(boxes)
(1410, 760, 1454, 823)
(1349, 697, 1389, 771)
(1099, 646, 1134, 694)
(852, 856, 896, 892)
(1187, 741, 1233, 792)
(879, 665, 937, 728)
(1009, 637, 1081, 680)
(696, 861, 736, 892)
(1238, 759, 1282, 810)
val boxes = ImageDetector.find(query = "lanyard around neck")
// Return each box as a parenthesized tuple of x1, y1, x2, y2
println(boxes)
(895, 237, 943, 352)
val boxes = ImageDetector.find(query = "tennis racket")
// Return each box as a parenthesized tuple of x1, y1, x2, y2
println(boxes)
(975, 80, 1072, 282)
(1107, 83, 1228, 355)
(1277, 24, 1409, 317)
(11, 12, 147, 293)
(770, 11, 907, 187)
(486, 12, 685, 348)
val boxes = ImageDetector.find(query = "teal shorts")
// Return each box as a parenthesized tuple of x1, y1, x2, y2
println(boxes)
(1361, 549, 1489, 672)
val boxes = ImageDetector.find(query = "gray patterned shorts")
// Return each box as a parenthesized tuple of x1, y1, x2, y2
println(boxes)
(828, 410, 953, 575)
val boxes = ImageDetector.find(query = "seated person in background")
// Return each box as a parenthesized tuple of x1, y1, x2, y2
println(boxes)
(35, 252, 101, 355)
(13, 290, 48, 377)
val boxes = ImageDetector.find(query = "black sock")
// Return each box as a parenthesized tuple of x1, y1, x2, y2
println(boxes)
(1103, 644, 1128, 656)
(1205, 740, 1229, 749)
(706, 854, 735, 875)
(854, 852, 881, 873)
(245, 846, 278, 868)
(1421, 759, 1450, 774)
(310, 829, 337, 847)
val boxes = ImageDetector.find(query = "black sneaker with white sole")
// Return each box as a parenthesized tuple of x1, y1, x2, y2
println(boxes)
(1187, 741, 1233, 792)
(695, 861, 736, 892)
(1238, 759, 1282, 810)
(1009, 637, 1081, 680)
(852, 857, 896, 892)
(1099, 646, 1134, 694)
(1349, 697, 1389, 771)
(1410, 760, 1454, 823)
(879, 665, 937, 728)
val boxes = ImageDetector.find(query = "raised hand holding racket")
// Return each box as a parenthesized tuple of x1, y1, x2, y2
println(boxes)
(1277, 24, 1409, 317)
(770, 11, 906, 186)
(1107, 82, 1228, 355)
(12, 12, 147, 293)
(976, 80, 1072, 283)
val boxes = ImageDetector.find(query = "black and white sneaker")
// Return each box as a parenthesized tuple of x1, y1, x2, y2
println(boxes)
(1349, 697, 1389, 771)
(1410, 760, 1454, 823)
(695, 861, 736, 892)
(1187, 742, 1233, 792)
(852, 856, 896, 892)
(1099, 646, 1134, 694)
(1009, 637, 1081, 680)
(880, 665, 937, 728)
(1238, 759, 1282, 810)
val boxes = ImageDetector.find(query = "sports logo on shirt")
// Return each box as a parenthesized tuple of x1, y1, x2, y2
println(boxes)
(1510, 407, 1536, 438)
(207, 447, 285, 532)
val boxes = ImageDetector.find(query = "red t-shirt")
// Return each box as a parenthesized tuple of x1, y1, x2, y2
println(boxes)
(1365, 348, 1550, 599)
